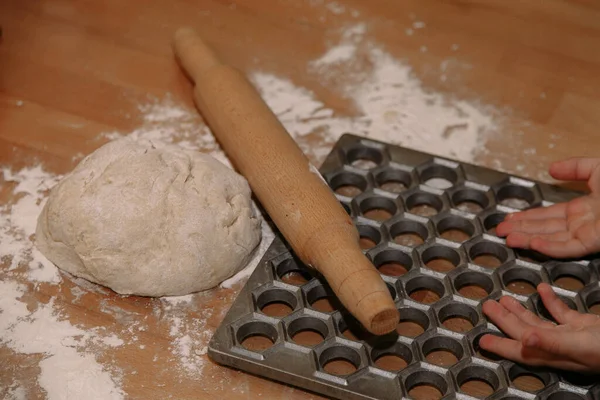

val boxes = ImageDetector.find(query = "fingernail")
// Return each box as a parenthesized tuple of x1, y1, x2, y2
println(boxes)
(525, 333, 539, 348)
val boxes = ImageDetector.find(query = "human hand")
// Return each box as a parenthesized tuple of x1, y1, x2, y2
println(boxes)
(479, 283, 600, 372)
(496, 157, 600, 259)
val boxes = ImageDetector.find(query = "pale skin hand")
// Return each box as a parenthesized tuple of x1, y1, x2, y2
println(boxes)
(480, 283, 600, 372)
(495, 157, 600, 258)
(479, 158, 600, 372)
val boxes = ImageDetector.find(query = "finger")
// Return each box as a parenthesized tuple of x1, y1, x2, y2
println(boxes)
(504, 203, 567, 222)
(496, 218, 567, 237)
(549, 158, 600, 182)
(537, 283, 586, 324)
(530, 237, 591, 259)
(499, 296, 555, 328)
(522, 326, 594, 363)
(481, 300, 530, 339)
(504, 231, 572, 249)
(479, 334, 586, 371)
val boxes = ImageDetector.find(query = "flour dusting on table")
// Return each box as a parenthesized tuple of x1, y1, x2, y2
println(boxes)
(0, 20, 518, 399)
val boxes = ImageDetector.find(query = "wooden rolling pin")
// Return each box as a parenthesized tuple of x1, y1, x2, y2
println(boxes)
(172, 27, 399, 335)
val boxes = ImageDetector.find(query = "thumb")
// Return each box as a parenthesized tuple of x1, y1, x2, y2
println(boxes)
(522, 327, 589, 361)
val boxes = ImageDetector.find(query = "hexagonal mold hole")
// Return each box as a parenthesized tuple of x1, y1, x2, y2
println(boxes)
(375, 168, 412, 193)
(545, 392, 587, 400)
(405, 276, 446, 304)
(531, 292, 577, 323)
(420, 164, 459, 190)
(545, 262, 592, 292)
(404, 369, 449, 400)
(468, 241, 510, 269)
(287, 316, 329, 347)
(455, 364, 500, 398)
(319, 345, 362, 376)
(357, 223, 383, 250)
(346, 146, 384, 170)
(372, 248, 413, 277)
(330, 171, 368, 197)
(421, 335, 465, 367)
(471, 330, 506, 362)
(306, 284, 342, 314)
(236, 321, 279, 352)
(371, 341, 413, 372)
(496, 182, 536, 209)
(421, 245, 461, 273)
(501, 267, 542, 296)
(582, 287, 600, 315)
(507, 364, 552, 393)
(389, 218, 429, 247)
(451, 187, 490, 214)
(436, 214, 477, 243)
(275, 257, 316, 286)
(515, 248, 550, 264)
(396, 307, 431, 338)
(256, 288, 298, 317)
(437, 303, 479, 333)
(338, 314, 373, 342)
(406, 191, 445, 217)
(453, 271, 495, 300)
(358, 195, 398, 222)
(482, 212, 506, 235)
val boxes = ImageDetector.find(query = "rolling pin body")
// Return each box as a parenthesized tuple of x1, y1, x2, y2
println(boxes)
(173, 28, 399, 335)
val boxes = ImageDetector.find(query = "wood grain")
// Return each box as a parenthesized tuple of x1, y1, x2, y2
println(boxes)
(2, 0, 600, 399)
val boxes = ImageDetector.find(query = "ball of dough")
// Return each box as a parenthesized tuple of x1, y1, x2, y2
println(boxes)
(35, 138, 261, 296)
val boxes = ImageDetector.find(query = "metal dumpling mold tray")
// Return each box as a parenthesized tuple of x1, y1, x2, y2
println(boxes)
(207, 133, 600, 400)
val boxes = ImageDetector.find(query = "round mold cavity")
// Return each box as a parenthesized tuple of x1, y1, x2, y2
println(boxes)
(406, 191, 444, 217)
(371, 341, 413, 372)
(436, 215, 476, 243)
(583, 287, 600, 315)
(501, 268, 542, 296)
(396, 307, 431, 338)
(287, 316, 329, 347)
(375, 168, 412, 194)
(357, 223, 383, 250)
(275, 258, 315, 286)
(437, 303, 479, 333)
(468, 241, 510, 269)
(451, 188, 490, 214)
(559, 370, 600, 387)
(330, 171, 368, 198)
(421, 245, 461, 273)
(472, 330, 505, 361)
(532, 293, 577, 323)
(346, 146, 383, 170)
(453, 271, 495, 300)
(420, 164, 458, 190)
(507, 364, 551, 393)
(482, 212, 506, 235)
(405, 276, 446, 305)
(372, 248, 413, 277)
(256, 288, 298, 317)
(306, 284, 341, 314)
(389, 219, 429, 247)
(319, 345, 362, 376)
(404, 370, 448, 400)
(358, 196, 398, 222)
(496, 183, 535, 209)
(236, 321, 279, 352)
(547, 262, 591, 292)
(422, 335, 464, 367)
(456, 365, 500, 398)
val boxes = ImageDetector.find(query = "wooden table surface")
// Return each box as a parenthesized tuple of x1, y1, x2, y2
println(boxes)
(2, 1, 600, 399)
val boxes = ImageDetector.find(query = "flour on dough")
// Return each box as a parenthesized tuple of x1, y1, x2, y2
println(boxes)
(35, 137, 261, 296)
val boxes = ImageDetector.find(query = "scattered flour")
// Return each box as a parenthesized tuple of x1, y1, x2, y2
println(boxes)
(1, 18, 526, 400)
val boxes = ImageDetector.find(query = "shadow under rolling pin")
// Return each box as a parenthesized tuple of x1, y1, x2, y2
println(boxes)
(172, 27, 399, 335)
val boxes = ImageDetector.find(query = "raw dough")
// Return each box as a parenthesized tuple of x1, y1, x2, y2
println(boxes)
(35, 138, 261, 296)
